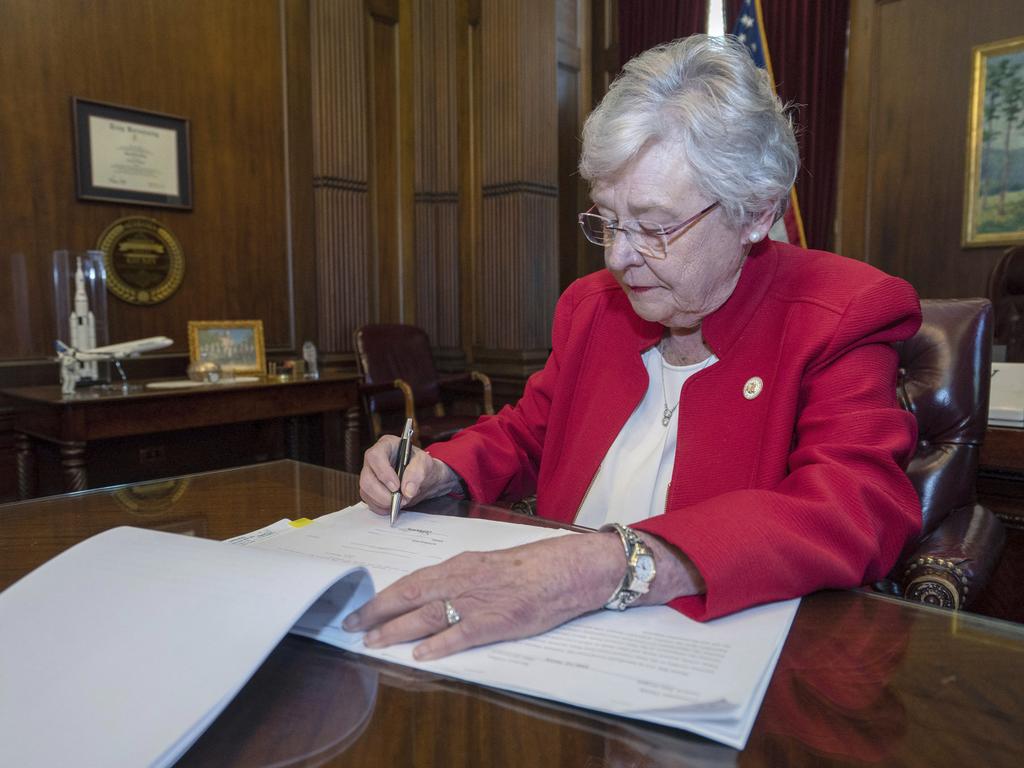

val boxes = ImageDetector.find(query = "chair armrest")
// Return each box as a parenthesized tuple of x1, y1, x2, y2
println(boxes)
(892, 503, 1006, 610)
(358, 378, 417, 442)
(391, 378, 416, 421)
(438, 371, 495, 415)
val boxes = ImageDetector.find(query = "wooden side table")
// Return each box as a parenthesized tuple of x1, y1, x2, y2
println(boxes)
(4, 373, 362, 498)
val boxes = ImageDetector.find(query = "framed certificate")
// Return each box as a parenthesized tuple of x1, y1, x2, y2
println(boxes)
(73, 98, 193, 209)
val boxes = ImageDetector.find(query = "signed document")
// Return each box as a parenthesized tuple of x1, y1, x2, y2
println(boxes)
(0, 505, 796, 767)
(247, 506, 798, 748)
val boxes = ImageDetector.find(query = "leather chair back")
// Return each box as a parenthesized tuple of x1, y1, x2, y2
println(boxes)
(988, 245, 1024, 360)
(354, 324, 443, 416)
(896, 298, 992, 536)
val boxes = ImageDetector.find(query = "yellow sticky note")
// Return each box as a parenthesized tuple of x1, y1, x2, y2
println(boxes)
(288, 518, 313, 528)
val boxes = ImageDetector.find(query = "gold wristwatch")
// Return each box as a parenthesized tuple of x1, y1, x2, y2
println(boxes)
(601, 523, 656, 611)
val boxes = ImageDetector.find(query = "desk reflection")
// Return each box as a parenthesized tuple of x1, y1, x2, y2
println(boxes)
(179, 637, 378, 767)
(747, 592, 910, 764)
(6, 462, 1024, 768)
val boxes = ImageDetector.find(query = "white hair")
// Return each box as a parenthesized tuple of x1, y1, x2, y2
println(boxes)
(579, 34, 799, 228)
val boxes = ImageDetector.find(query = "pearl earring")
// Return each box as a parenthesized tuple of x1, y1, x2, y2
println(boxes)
(749, 232, 761, 242)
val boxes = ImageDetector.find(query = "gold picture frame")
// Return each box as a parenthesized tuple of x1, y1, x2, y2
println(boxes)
(963, 35, 1024, 248)
(187, 320, 266, 376)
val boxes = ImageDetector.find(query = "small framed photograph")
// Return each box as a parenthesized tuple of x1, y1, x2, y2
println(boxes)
(963, 35, 1024, 247)
(73, 97, 193, 209)
(188, 320, 266, 376)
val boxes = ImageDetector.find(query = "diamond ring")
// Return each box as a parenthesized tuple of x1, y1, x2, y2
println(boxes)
(443, 598, 461, 627)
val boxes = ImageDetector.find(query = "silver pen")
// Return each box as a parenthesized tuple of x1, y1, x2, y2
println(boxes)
(390, 418, 414, 526)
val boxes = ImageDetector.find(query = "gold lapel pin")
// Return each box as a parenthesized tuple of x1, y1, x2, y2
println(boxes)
(743, 376, 763, 400)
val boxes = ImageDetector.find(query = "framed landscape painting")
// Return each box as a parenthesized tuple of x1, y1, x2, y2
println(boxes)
(963, 35, 1024, 247)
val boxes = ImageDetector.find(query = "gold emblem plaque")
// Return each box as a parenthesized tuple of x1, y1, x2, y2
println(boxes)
(96, 216, 185, 305)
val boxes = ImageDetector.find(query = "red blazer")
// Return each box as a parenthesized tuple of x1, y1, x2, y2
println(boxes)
(428, 240, 923, 620)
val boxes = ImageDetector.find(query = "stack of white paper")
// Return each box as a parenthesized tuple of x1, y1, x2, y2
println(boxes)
(0, 504, 797, 766)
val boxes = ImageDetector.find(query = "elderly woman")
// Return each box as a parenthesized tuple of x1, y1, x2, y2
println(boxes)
(345, 35, 921, 660)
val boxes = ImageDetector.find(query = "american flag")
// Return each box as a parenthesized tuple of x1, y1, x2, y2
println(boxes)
(731, 0, 807, 248)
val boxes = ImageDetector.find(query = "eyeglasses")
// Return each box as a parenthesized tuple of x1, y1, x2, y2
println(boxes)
(577, 201, 720, 259)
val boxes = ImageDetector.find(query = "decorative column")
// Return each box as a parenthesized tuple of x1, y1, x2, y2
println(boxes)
(310, 0, 373, 358)
(473, 0, 560, 384)
(413, 0, 463, 367)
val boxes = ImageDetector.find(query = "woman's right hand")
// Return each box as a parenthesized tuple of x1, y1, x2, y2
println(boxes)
(359, 435, 462, 515)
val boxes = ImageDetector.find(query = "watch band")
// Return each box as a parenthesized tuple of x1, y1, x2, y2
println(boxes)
(601, 523, 656, 611)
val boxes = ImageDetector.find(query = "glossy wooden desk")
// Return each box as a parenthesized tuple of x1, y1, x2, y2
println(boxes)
(3, 372, 361, 498)
(2, 461, 1023, 767)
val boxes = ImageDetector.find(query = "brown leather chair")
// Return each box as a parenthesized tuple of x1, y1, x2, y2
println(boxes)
(875, 298, 1006, 609)
(988, 245, 1024, 361)
(353, 324, 494, 447)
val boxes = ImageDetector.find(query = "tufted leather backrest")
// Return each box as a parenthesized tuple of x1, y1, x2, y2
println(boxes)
(896, 299, 992, 537)
(354, 324, 442, 414)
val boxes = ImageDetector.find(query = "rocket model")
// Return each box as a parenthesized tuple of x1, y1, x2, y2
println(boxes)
(70, 256, 98, 381)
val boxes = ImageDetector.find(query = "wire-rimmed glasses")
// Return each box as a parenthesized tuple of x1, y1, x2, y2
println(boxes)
(577, 201, 720, 259)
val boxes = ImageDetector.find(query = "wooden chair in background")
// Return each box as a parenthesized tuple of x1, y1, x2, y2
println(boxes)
(353, 324, 494, 447)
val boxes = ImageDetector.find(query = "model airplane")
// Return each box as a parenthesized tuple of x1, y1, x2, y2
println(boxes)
(57, 337, 174, 394)
(56, 337, 173, 361)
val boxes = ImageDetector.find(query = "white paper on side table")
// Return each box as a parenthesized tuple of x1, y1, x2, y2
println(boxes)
(0, 505, 798, 767)
(990, 362, 1024, 427)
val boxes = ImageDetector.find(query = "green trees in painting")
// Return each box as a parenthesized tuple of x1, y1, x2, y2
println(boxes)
(980, 52, 1024, 235)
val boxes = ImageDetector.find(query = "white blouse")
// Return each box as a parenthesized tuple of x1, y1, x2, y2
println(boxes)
(573, 346, 717, 530)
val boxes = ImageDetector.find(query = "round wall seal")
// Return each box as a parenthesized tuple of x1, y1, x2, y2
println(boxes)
(96, 216, 185, 305)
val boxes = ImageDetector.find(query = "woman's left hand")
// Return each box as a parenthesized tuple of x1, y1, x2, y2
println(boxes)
(341, 533, 625, 660)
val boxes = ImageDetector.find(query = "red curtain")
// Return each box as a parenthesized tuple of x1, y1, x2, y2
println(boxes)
(619, 0, 709, 69)
(728, 0, 850, 251)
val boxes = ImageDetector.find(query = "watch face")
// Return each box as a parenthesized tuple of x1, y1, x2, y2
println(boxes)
(634, 554, 655, 582)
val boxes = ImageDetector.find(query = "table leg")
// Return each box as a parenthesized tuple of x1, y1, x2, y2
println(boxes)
(344, 406, 361, 474)
(15, 432, 37, 500)
(60, 442, 88, 492)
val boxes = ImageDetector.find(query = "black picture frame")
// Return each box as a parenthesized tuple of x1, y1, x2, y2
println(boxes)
(73, 98, 192, 210)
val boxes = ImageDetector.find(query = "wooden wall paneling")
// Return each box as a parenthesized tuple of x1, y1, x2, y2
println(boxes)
(412, 0, 435, 342)
(591, 0, 619, 106)
(837, 0, 1024, 299)
(413, 0, 463, 366)
(311, 0, 371, 357)
(397, 0, 417, 325)
(0, 0, 298, 376)
(869, 1, 956, 288)
(284, 0, 317, 349)
(833, 0, 877, 262)
(456, 0, 483, 366)
(99, 2, 292, 347)
(0, 253, 37, 361)
(365, 0, 416, 326)
(367, 1, 397, 323)
(557, 0, 599, 293)
(475, 0, 559, 379)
